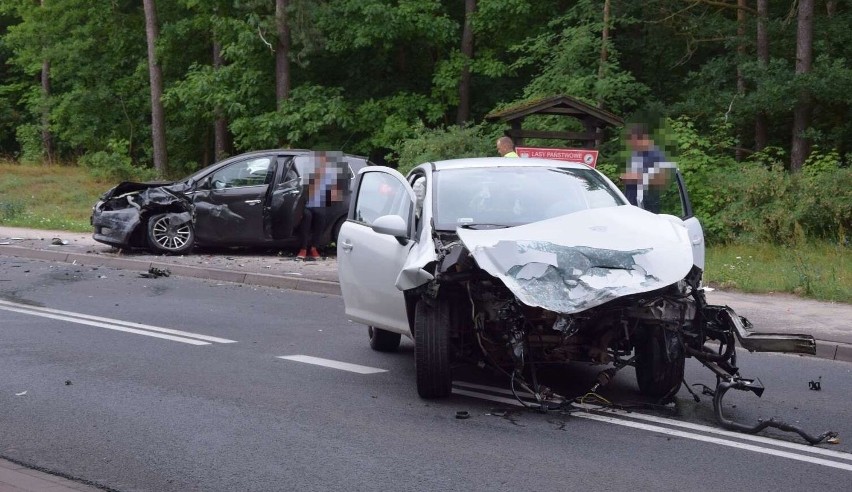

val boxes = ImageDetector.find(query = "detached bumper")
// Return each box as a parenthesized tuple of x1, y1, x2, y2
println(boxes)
(709, 305, 817, 355)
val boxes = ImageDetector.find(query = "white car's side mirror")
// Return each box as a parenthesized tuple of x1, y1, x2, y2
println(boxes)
(371, 214, 408, 239)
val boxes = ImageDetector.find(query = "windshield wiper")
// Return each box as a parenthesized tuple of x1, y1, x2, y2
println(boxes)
(458, 223, 510, 230)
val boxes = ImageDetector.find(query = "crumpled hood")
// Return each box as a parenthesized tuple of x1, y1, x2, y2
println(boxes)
(99, 180, 194, 211)
(456, 206, 694, 315)
(101, 181, 174, 199)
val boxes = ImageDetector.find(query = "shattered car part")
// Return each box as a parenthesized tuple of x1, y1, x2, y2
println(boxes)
(337, 157, 828, 444)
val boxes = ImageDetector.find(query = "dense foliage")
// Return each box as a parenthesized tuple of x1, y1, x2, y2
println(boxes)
(0, 1, 849, 244)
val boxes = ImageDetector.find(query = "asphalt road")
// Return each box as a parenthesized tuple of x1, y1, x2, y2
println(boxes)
(1, 257, 851, 491)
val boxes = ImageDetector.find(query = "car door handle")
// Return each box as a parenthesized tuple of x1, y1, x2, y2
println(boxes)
(340, 240, 353, 252)
(244, 199, 261, 205)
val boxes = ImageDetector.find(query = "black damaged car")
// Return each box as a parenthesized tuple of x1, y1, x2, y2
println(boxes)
(91, 149, 368, 254)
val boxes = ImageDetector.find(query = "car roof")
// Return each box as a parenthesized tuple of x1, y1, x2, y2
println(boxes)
(427, 157, 592, 171)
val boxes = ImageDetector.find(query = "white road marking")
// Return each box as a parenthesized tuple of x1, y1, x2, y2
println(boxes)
(277, 355, 387, 374)
(452, 382, 852, 472)
(0, 299, 237, 345)
(452, 388, 526, 407)
(574, 412, 852, 472)
(572, 402, 852, 462)
(455, 381, 535, 398)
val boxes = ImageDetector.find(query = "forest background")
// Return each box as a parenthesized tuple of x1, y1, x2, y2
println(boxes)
(0, 0, 848, 300)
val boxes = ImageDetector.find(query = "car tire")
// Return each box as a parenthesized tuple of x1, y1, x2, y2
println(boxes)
(635, 326, 685, 398)
(147, 213, 195, 254)
(368, 326, 401, 352)
(414, 297, 452, 399)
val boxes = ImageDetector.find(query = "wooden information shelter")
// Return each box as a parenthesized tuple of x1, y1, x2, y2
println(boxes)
(485, 95, 623, 149)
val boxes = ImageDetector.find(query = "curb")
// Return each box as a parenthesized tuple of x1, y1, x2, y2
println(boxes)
(0, 245, 342, 296)
(2, 244, 849, 364)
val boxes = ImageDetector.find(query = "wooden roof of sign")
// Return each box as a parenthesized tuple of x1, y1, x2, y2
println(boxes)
(485, 94, 623, 127)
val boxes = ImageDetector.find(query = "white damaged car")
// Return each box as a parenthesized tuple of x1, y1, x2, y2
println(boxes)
(337, 158, 823, 440)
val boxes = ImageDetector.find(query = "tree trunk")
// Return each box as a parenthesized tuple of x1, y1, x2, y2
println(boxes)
(41, 59, 54, 165)
(456, 0, 475, 125)
(597, 0, 611, 109)
(275, 0, 291, 107)
(826, 0, 837, 17)
(143, 0, 168, 176)
(755, 0, 768, 152)
(213, 41, 228, 162)
(790, 0, 814, 173)
(40, 0, 53, 165)
(734, 0, 746, 161)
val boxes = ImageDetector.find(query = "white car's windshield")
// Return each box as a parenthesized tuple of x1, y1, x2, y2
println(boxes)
(433, 166, 625, 230)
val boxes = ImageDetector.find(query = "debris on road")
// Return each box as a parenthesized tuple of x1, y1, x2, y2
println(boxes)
(808, 377, 822, 391)
(15, 391, 27, 396)
(139, 267, 171, 278)
(51, 238, 69, 245)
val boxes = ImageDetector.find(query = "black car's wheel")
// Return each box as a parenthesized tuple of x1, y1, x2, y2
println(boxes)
(368, 326, 402, 352)
(330, 216, 346, 246)
(414, 298, 452, 398)
(147, 213, 195, 254)
(635, 326, 685, 398)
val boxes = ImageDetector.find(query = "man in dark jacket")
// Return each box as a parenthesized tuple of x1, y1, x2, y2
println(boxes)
(620, 124, 675, 214)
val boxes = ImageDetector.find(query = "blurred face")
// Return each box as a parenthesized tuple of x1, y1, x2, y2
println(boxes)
(628, 134, 651, 151)
(496, 139, 512, 155)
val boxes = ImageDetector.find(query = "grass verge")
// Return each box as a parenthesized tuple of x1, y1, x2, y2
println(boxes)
(0, 161, 107, 232)
(705, 241, 849, 303)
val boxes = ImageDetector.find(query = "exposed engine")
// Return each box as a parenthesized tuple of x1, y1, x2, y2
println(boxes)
(420, 233, 834, 445)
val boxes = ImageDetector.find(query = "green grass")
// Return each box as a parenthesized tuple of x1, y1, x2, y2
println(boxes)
(705, 241, 850, 303)
(0, 160, 107, 232)
(1, 159, 848, 303)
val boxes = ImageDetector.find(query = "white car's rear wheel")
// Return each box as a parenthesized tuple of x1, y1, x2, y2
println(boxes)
(414, 298, 452, 398)
(368, 326, 401, 352)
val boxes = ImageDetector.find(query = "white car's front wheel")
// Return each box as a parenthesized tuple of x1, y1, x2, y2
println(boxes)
(414, 298, 452, 398)
(635, 326, 685, 398)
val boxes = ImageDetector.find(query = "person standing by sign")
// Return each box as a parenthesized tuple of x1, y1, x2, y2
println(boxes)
(620, 124, 675, 213)
(496, 136, 519, 157)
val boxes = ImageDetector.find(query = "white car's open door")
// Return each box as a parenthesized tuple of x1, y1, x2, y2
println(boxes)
(337, 167, 417, 335)
(671, 171, 705, 270)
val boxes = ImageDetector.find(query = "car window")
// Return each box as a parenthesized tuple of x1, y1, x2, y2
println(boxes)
(354, 171, 412, 226)
(210, 157, 273, 189)
(433, 166, 624, 230)
(656, 171, 687, 218)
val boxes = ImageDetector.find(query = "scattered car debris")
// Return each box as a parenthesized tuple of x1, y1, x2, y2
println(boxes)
(65, 380, 73, 386)
(15, 391, 27, 396)
(455, 411, 471, 419)
(808, 377, 822, 391)
(826, 436, 841, 444)
(139, 267, 171, 278)
(51, 238, 69, 245)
